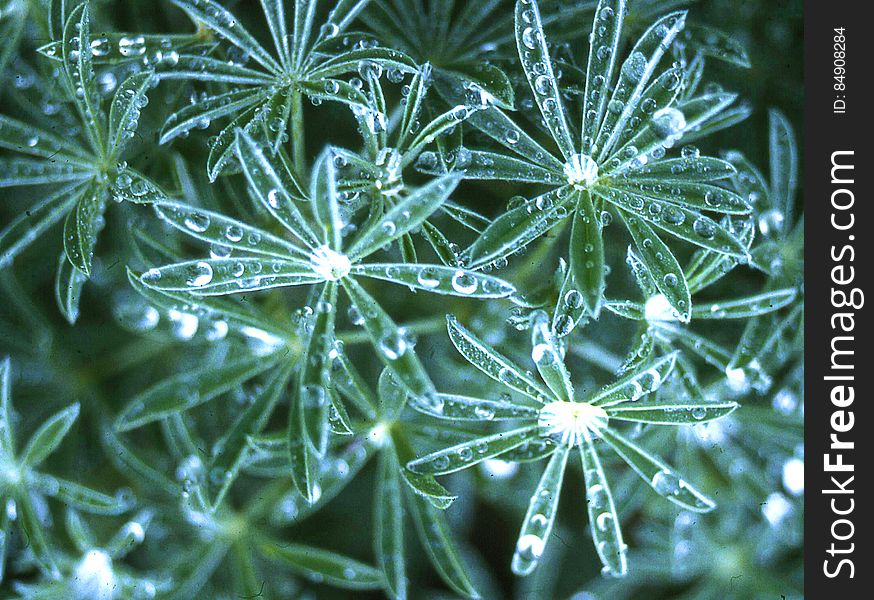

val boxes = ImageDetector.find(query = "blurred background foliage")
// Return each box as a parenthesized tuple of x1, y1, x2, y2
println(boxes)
(0, 0, 802, 598)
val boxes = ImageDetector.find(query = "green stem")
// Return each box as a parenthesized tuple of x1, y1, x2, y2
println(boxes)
(290, 89, 306, 176)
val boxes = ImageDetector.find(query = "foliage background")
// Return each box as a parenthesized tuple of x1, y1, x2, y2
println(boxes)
(0, 0, 802, 598)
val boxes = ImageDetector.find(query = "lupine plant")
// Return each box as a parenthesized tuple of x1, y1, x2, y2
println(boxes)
(0, 0, 802, 598)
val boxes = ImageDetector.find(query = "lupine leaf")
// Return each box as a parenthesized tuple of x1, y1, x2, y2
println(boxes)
(115, 354, 279, 431)
(578, 433, 627, 576)
(352, 264, 515, 298)
(259, 541, 383, 590)
(21, 403, 80, 467)
(599, 427, 716, 512)
(376, 449, 407, 599)
(446, 315, 553, 402)
(406, 426, 537, 476)
(511, 444, 569, 576)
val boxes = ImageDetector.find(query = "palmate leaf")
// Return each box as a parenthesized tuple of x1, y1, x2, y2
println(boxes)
(511, 444, 568, 576)
(37, 32, 210, 66)
(410, 393, 538, 421)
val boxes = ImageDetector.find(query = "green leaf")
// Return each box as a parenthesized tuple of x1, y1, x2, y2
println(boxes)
(259, 540, 383, 590)
(606, 180, 751, 215)
(260, 0, 291, 65)
(438, 61, 515, 110)
(617, 212, 691, 321)
(169, 0, 279, 72)
(400, 468, 456, 510)
(341, 278, 435, 399)
(596, 187, 749, 257)
(529, 311, 573, 402)
(581, 0, 625, 156)
(63, 182, 107, 276)
(38, 33, 208, 65)
(604, 397, 738, 424)
(211, 361, 295, 506)
(0, 182, 83, 269)
(18, 497, 59, 577)
(296, 283, 337, 459)
(590, 352, 677, 407)
(140, 257, 321, 296)
(21, 403, 80, 467)
(0, 115, 87, 161)
(152, 201, 309, 259)
(0, 357, 14, 456)
(681, 24, 751, 68)
(446, 315, 552, 402)
(347, 173, 460, 260)
(465, 186, 575, 268)
(412, 393, 537, 421)
(376, 450, 407, 599)
(466, 106, 564, 171)
(569, 190, 604, 317)
(514, 0, 574, 160)
(30, 473, 132, 515)
(406, 484, 480, 598)
(311, 149, 343, 250)
(352, 263, 515, 298)
(311, 47, 418, 80)
(108, 71, 155, 156)
(768, 109, 798, 222)
(578, 433, 627, 577)
(0, 157, 91, 188)
(55, 251, 88, 324)
(115, 354, 278, 431)
(623, 157, 737, 184)
(155, 54, 274, 84)
(160, 89, 266, 144)
(421, 149, 562, 185)
(235, 128, 320, 247)
(511, 444, 569, 576)
(599, 427, 716, 512)
(62, 4, 106, 155)
(297, 78, 370, 111)
(406, 426, 537, 476)
(691, 288, 797, 320)
(403, 105, 474, 167)
(595, 11, 687, 161)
